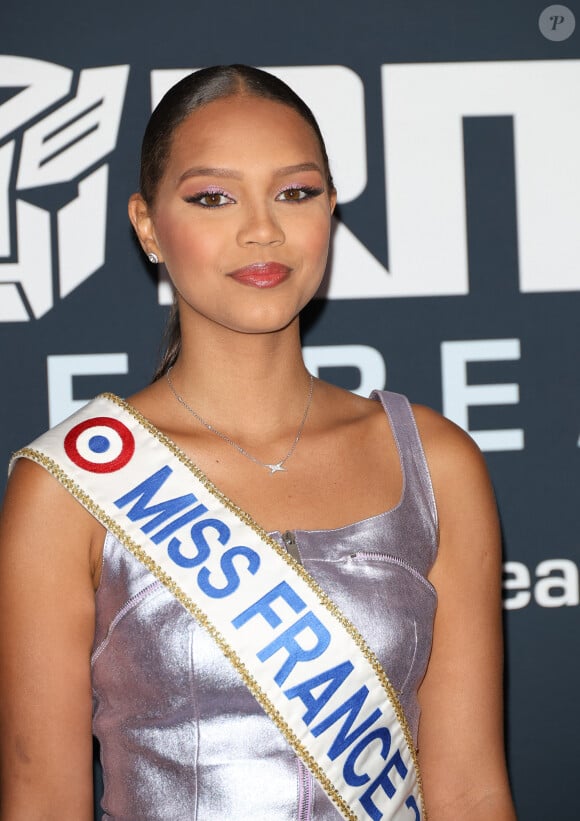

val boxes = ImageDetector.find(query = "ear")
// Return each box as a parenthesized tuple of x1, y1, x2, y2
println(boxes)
(128, 193, 164, 262)
(329, 189, 337, 215)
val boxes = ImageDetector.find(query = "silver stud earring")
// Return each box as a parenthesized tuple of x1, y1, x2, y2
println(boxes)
(147, 252, 159, 264)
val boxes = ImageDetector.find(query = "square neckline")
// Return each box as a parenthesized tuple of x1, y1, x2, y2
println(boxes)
(270, 392, 408, 536)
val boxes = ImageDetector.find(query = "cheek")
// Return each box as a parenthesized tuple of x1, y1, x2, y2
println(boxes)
(154, 212, 221, 271)
(302, 213, 332, 264)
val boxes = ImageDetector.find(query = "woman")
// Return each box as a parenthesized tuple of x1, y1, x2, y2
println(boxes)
(0, 66, 516, 820)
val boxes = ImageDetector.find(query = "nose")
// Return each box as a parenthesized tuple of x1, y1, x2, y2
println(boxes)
(236, 202, 285, 247)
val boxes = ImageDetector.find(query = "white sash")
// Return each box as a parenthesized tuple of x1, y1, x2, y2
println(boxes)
(13, 394, 425, 821)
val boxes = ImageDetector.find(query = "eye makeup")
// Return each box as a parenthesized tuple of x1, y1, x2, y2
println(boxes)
(183, 185, 236, 208)
(274, 184, 324, 202)
(182, 182, 325, 208)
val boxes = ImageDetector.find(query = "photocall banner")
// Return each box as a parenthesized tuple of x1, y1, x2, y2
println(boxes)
(1, 1, 579, 818)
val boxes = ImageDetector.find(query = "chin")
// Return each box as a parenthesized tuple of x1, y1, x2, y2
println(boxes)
(227, 301, 306, 335)
(232, 316, 299, 336)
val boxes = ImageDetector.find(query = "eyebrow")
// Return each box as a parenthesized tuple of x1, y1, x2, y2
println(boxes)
(178, 162, 323, 184)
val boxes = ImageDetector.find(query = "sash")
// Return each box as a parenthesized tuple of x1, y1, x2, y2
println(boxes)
(13, 394, 425, 821)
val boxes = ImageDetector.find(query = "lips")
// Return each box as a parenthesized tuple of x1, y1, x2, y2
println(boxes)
(228, 262, 291, 288)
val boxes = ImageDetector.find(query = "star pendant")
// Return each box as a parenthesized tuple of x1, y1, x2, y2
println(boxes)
(266, 462, 286, 474)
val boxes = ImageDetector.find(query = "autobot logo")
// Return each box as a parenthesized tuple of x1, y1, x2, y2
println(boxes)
(0, 56, 129, 322)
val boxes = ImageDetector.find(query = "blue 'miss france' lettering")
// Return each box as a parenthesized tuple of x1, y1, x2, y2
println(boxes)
(284, 660, 354, 724)
(257, 611, 331, 685)
(150, 503, 209, 543)
(198, 545, 261, 598)
(311, 685, 382, 761)
(168, 518, 230, 568)
(114, 466, 261, 600)
(405, 795, 421, 820)
(359, 744, 409, 820)
(114, 466, 200, 533)
(232, 581, 307, 629)
(344, 728, 393, 787)
(232, 580, 412, 813)
(310, 686, 410, 811)
(233, 583, 333, 687)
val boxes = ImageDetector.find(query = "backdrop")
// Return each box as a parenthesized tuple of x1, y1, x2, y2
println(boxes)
(1, 1, 579, 818)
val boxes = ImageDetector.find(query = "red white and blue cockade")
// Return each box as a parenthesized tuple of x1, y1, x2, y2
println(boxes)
(64, 416, 135, 473)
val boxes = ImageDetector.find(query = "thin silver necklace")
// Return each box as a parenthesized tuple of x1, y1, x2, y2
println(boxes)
(165, 367, 314, 475)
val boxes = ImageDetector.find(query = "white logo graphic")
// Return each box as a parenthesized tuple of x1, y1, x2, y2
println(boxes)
(376, 60, 580, 298)
(441, 339, 523, 452)
(330, 60, 580, 299)
(0, 56, 129, 321)
(504, 559, 579, 609)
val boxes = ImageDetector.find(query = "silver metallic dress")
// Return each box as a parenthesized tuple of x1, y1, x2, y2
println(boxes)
(91, 391, 438, 819)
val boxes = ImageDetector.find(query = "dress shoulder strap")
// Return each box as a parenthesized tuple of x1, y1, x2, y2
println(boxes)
(370, 390, 438, 533)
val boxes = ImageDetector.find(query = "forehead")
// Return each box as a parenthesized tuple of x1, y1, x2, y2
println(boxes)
(166, 94, 323, 172)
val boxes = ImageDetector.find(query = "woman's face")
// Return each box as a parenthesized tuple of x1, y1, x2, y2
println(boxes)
(139, 94, 336, 336)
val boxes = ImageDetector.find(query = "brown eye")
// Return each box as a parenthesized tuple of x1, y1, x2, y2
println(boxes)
(199, 192, 230, 207)
(282, 189, 303, 201)
(185, 191, 234, 208)
(275, 186, 323, 203)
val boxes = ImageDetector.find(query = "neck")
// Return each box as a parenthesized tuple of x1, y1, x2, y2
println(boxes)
(167, 318, 312, 438)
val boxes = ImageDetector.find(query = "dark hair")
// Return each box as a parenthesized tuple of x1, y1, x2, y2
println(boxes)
(141, 65, 335, 380)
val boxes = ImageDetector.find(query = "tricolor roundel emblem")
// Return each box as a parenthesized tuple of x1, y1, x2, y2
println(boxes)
(64, 417, 135, 473)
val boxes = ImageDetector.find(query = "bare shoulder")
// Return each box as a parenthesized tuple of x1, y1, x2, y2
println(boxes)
(411, 403, 491, 486)
(1, 457, 104, 584)
(411, 402, 482, 458)
(3, 456, 76, 518)
(4, 456, 95, 523)
(315, 379, 387, 424)
(410, 403, 499, 554)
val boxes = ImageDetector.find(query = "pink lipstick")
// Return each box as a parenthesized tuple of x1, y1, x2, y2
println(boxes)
(229, 262, 290, 288)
